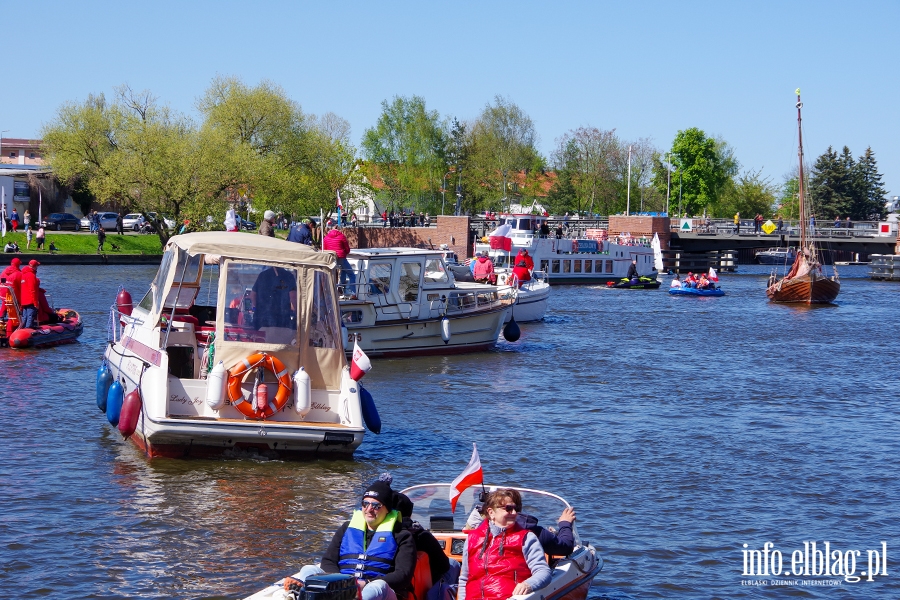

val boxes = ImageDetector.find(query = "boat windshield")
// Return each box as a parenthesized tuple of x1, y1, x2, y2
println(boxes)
(401, 483, 575, 538)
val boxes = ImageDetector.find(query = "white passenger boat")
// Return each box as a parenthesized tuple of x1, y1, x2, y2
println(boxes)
(498, 269, 550, 322)
(245, 483, 602, 600)
(476, 214, 659, 285)
(339, 248, 516, 358)
(99, 232, 366, 459)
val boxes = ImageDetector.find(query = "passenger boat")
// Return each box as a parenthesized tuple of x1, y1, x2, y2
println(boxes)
(756, 247, 797, 265)
(669, 287, 725, 297)
(99, 232, 367, 459)
(474, 215, 658, 285)
(766, 90, 840, 304)
(244, 483, 602, 600)
(339, 248, 516, 358)
(1, 281, 84, 349)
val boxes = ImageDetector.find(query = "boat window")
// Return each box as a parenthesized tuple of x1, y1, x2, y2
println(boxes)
(310, 271, 340, 349)
(563, 261, 571, 273)
(551, 260, 560, 274)
(149, 249, 175, 314)
(424, 258, 449, 283)
(398, 262, 421, 302)
(584, 260, 593, 273)
(518, 218, 531, 230)
(605, 260, 613, 273)
(341, 309, 364, 324)
(594, 260, 603, 273)
(223, 262, 298, 345)
(540, 260, 549, 272)
(573, 260, 582, 273)
(368, 263, 392, 297)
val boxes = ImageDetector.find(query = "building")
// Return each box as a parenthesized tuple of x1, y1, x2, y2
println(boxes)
(0, 138, 44, 166)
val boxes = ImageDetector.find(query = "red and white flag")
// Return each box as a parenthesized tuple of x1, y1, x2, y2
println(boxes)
(336, 188, 343, 210)
(449, 443, 483, 512)
(708, 267, 719, 282)
(349, 341, 371, 381)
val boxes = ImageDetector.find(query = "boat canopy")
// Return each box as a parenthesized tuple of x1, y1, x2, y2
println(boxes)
(144, 232, 345, 389)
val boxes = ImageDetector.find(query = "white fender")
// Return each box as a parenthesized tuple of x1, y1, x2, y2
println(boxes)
(441, 317, 451, 344)
(338, 366, 363, 427)
(293, 367, 312, 417)
(205, 361, 227, 410)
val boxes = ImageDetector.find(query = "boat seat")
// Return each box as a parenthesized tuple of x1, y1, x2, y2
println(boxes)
(409, 551, 432, 600)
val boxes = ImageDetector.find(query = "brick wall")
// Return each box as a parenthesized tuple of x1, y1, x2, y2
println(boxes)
(608, 215, 671, 250)
(342, 216, 472, 257)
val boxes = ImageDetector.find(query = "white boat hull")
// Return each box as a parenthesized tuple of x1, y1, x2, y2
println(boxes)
(505, 280, 550, 323)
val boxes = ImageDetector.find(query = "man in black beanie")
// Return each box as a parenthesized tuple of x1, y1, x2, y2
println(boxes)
(296, 474, 417, 600)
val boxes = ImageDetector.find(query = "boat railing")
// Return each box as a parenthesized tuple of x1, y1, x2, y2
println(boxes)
(445, 286, 515, 314)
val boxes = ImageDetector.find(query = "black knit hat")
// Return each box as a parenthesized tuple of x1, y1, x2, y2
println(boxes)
(363, 473, 394, 510)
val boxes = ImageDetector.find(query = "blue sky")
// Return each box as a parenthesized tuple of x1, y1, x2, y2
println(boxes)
(3, 1, 898, 199)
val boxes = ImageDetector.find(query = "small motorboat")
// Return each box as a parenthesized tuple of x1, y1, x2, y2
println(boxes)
(244, 483, 603, 600)
(607, 276, 661, 289)
(1, 281, 84, 348)
(101, 232, 369, 459)
(497, 269, 550, 323)
(756, 247, 797, 265)
(669, 287, 725, 297)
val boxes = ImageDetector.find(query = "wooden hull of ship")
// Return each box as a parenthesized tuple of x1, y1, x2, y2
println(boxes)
(766, 274, 840, 304)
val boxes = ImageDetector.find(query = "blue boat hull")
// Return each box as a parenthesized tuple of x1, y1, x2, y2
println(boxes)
(669, 288, 725, 297)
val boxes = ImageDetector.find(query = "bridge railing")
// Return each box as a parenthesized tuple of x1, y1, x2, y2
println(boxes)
(671, 218, 891, 239)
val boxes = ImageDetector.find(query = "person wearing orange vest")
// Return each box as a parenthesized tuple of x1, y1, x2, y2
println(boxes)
(458, 489, 551, 600)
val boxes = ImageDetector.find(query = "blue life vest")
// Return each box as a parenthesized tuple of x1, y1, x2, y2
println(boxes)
(338, 510, 401, 580)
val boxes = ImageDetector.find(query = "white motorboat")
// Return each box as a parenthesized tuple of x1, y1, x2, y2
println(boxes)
(99, 232, 367, 459)
(339, 248, 516, 358)
(756, 247, 797, 265)
(476, 214, 659, 285)
(244, 483, 602, 600)
(498, 269, 551, 323)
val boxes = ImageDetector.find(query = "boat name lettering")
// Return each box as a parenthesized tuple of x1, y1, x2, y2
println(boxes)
(170, 394, 202, 406)
(311, 402, 330, 412)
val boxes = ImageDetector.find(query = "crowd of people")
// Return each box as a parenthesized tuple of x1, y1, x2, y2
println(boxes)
(282, 475, 574, 600)
(670, 271, 716, 290)
(380, 210, 432, 228)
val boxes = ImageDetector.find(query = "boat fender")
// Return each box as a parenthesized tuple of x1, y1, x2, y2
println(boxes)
(256, 383, 269, 413)
(205, 361, 227, 410)
(106, 380, 124, 426)
(118, 389, 142, 439)
(293, 367, 312, 417)
(341, 324, 349, 349)
(116, 288, 133, 316)
(503, 315, 521, 342)
(359, 384, 381, 434)
(440, 317, 451, 344)
(96, 363, 113, 412)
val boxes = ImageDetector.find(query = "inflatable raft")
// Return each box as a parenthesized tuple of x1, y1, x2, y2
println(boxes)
(7, 308, 84, 348)
(668, 287, 725, 297)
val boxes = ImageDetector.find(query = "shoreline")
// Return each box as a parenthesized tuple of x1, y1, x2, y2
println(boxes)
(1, 253, 163, 265)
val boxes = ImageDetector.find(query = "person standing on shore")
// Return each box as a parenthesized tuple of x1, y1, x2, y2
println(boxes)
(97, 227, 106, 253)
(10, 208, 19, 232)
(23, 210, 30, 232)
(733, 212, 740, 234)
(26, 226, 33, 250)
(35, 226, 45, 250)
(116, 213, 124, 235)
(224, 206, 238, 232)
(258, 210, 276, 237)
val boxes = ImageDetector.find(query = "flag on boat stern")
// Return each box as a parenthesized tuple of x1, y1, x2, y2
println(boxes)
(450, 443, 483, 512)
(708, 267, 718, 282)
(349, 342, 372, 381)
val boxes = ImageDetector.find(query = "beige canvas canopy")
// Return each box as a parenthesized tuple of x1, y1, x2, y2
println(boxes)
(166, 231, 336, 268)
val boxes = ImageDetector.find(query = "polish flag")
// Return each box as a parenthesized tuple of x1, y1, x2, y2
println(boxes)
(450, 443, 483, 512)
(336, 188, 344, 210)
(708, 267, 719, 282)
(349, 341, 371, 381)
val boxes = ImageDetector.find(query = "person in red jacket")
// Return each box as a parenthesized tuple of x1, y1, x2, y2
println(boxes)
(516, 249, 534, 271)
(20, 260, 40, 329)
(458, 489, 551, 600)
(472, 253, 496, 285)
(0, 257, 23, 319)
(511, 261, 532, 287)
(323, 224, 356, 295)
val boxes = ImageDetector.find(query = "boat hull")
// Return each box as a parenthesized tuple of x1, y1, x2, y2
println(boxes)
(757, 252, 796, 265)
(505, 281, 550, 323)
(669, 288, 725, 297)
(346, 306, 508, 358)
(6, 309, 83, 349)
(766, 274, 840, 304)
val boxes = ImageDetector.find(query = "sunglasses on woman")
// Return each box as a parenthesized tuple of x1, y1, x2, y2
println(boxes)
(494, 504, 518, 513)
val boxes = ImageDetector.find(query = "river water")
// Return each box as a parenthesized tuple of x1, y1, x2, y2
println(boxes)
(1, 264, 897, 599)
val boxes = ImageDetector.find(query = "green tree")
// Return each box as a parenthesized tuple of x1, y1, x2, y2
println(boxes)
(466, 96, 540, 213)
(717, 169, 777, 218)
(551, 127, 619, 215)
(853, 147, 886, 220)
(776, 174, 800, 220)
(361, 95, 447, 215)
(656, 128, 732, 216)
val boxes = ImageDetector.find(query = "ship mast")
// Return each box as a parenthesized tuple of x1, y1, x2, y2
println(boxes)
(796, 89, 807, 252)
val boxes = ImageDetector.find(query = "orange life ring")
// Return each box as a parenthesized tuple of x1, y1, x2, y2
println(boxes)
(226, 353, 293, 419)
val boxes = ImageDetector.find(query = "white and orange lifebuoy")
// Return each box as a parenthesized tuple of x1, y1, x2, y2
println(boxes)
(226, 353, 293, 419)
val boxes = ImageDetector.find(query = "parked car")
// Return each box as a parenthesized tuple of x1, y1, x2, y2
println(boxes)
(238, 216, 256, 231)
(122, 213, 142, 230)
(42, 213, 82, 231)
(125, 212, 176, 232)
(80, 211, 119, 230)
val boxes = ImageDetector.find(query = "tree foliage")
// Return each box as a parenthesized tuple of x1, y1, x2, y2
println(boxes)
(808, 145, 886, 220)
(653, 128, 733, 216)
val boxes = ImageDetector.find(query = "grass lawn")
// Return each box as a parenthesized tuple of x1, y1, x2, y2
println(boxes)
(2, 231, 163, 255)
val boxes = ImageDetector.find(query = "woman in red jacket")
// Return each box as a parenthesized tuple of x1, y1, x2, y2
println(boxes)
(458, 489, 551, 600)
(20, 261, 40, 328)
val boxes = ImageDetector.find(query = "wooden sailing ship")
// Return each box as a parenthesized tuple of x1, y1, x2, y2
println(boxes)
(766, 90, 840, 304)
